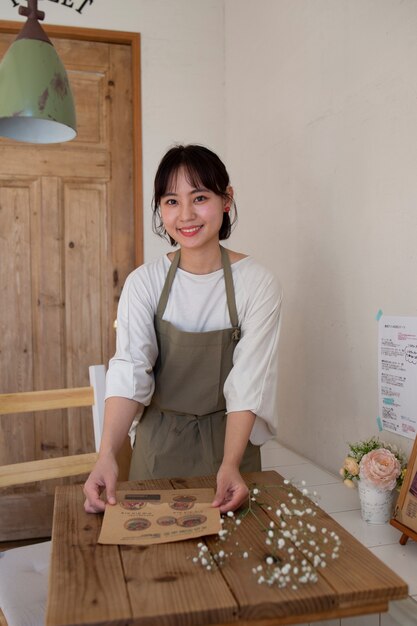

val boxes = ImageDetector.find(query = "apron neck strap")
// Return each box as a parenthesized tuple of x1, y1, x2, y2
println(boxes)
(220, 245, 239, 329)
(157, 248, 181, 319)
(156, 246, 240, 330)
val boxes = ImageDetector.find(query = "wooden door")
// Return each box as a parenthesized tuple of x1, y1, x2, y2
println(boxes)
(0, 25, 141, 540)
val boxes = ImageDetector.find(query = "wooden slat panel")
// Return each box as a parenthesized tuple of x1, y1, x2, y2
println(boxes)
(31, 177, 66, 464)
(116, 479, 237, 626)
(0, 387, 94, 415)
(64, 183, 107, 455)
(124, 540, 238, 626)
(53, 37, 110, 72)
(64, 183, 106, 378)
(208, 602, 390, 626)
(0, 180, 36, 465)
(49, 479, 234, 626)
(47, 484, 133, 626)
(0, 181, 34, 393)
(108, 44, 135, 357)
(0, 453, 98, 488)
(0, 491, 55, 541)
(69, 71, 106, 145)
(131, 35, 143, 267)
(0, 146, 110, 178)
(124, 539, 238, 626)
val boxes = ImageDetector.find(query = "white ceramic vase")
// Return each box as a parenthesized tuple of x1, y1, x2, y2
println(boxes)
(358, 480, 397, 524)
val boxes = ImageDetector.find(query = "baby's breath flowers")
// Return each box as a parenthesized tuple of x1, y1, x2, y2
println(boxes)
(192, 516, 237, 569)
(191, 480, 341, 590)
(193, 542, 216, 570)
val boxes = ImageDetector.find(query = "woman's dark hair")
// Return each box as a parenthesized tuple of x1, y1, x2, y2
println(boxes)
(152, 144, 237, 246)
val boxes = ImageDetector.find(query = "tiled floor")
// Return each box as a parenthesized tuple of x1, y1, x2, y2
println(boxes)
(260, 438, 417, 626)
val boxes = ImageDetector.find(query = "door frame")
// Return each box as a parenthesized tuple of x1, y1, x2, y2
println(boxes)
(0, 20, 143, 267)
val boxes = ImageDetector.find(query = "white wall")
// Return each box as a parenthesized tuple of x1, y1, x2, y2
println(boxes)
(0, 0, 226, 262)
(225, 0, 417, 473)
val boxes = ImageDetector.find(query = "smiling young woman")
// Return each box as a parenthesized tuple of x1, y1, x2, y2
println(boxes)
(83, 144, 283, 514)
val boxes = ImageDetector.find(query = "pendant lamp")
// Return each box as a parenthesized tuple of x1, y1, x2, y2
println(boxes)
(0, 0, 77, 143)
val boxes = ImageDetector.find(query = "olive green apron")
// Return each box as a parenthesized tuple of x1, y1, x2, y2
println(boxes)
(129, 245, 261, 479)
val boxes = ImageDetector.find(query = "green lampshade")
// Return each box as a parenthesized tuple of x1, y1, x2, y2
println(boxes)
(0, 34, 77, 143)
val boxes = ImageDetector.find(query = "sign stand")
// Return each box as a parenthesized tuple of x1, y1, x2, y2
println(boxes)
(390, 518, 417, 544)
(390, 435, 417, 544)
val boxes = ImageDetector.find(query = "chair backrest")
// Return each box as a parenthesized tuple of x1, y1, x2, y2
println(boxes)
(0, 365, 106, 489)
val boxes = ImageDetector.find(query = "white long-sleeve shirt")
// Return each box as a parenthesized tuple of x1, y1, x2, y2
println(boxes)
(106, 254, 283, 445)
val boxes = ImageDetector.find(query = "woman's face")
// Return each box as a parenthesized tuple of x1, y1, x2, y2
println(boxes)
(159, 167, 230, 252)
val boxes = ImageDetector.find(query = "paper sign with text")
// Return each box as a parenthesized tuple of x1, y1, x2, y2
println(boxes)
(378, 315, 417, 439)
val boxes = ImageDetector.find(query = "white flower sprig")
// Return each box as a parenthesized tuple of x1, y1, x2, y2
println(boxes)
(191, 480, 341, 590)
(193, 516, 237, 568)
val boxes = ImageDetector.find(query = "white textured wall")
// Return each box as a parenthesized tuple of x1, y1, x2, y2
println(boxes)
(1, 0, 226, 262)
(225, 0, 417, 472)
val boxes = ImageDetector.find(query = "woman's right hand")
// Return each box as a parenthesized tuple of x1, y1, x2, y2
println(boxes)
(83, 453, 119, 513)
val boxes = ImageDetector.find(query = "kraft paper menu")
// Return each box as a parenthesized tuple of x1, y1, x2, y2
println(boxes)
(98, 488, 221, 545)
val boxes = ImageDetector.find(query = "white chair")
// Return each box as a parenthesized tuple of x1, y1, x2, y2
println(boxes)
(0, 365, 106, 626)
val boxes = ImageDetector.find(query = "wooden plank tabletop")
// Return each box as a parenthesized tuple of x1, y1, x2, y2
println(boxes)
(46, 471, 408, 626)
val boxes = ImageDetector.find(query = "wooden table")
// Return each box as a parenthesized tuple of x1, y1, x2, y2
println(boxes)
(46, 471, 408, 626)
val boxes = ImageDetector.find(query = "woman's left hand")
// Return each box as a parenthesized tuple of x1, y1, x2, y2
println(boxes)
(212, 463, 249, 513)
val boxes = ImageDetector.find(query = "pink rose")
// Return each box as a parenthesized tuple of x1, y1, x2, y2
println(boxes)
(359, 448, 401, 491)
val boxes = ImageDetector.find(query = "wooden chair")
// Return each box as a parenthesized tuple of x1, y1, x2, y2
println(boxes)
(0, 365, 106, 626)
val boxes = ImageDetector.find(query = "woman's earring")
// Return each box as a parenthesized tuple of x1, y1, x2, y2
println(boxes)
(224, 206, 230, 213)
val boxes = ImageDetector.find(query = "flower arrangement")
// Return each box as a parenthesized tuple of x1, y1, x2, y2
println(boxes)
(340, 436, 407, 491)
(191, 481, 341, 589)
